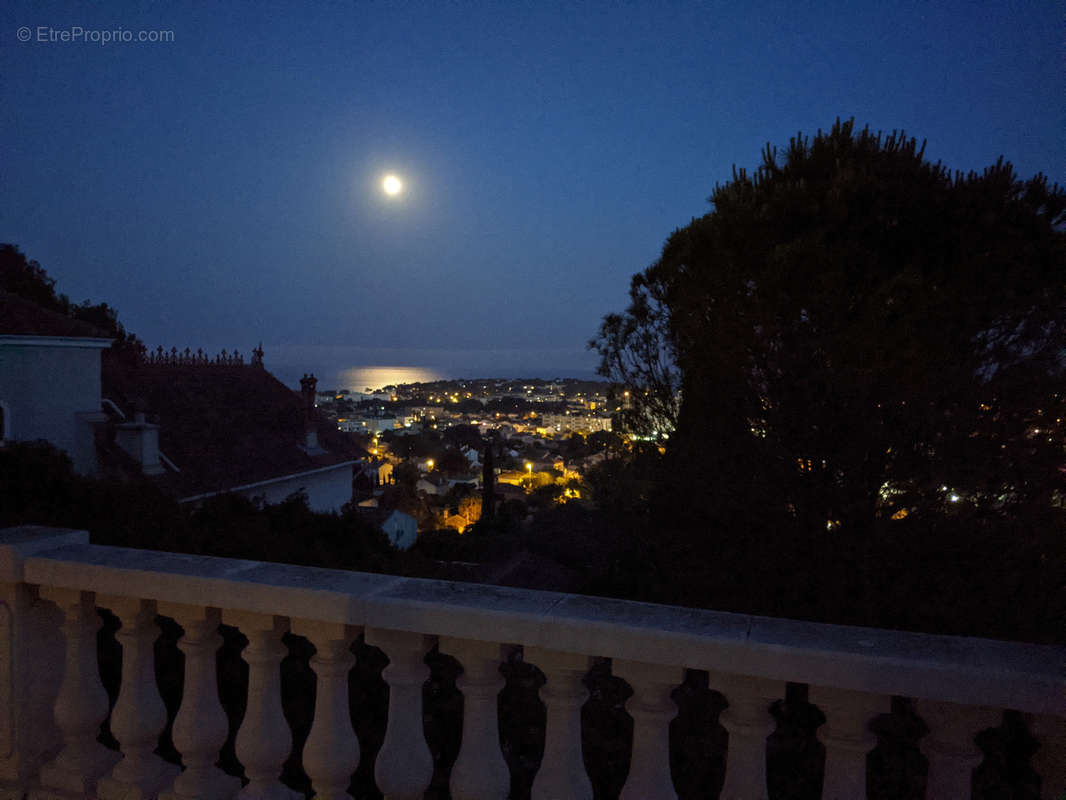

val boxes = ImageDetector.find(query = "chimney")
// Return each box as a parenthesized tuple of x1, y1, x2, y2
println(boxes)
(299, 373, 324, 453)
(300, 373, 317, 419)
(115, 412, 164, 475)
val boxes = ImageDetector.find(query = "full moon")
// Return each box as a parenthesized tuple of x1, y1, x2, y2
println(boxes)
(382, 174, 403, 196)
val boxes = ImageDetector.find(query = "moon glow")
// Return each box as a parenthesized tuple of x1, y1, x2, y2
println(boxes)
(382, 174, 403, 196)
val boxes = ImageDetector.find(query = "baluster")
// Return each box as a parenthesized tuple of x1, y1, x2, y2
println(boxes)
(438, 638, 509, 800)
(1028, 713, 1066, 800)
(157, 604, 240, 800)
(525, 647, 593, 800)
(364, 628, 433, 800)
(97, 597, 179, 800)
(222, 612, 299, 800)
(613, 659, 682, 800)
(1, 580, 58, 793)
(35, 588, 120, 797)
(809, 685, 889, 800)
(916, 700, 999, 800)
(712, 673, 780, 800)
(290, 620, 359, 800)
(0, 582, 18, 788)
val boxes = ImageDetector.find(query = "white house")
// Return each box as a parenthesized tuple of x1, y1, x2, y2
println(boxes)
(0, 335, 112, 475)
(0, 293, 112, 475)
(416, 477, 440, 496)
(380, 509, 417, 550)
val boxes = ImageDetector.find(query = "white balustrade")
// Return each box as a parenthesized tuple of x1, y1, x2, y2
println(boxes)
(0, 526, 87, 800)
(96, 596, 179, 800)
(0, 584, 16, 789)
(809, 685, 889, 800)
(917, 699, 1000, 800)
(35, 587, 120, 799)
(222, 611, 299, 800)
(714, 673, 780, 800)
(1, 579, 49, 795)
(364, 627, 433, 800)
(1, 527, 1062, 800)
(157, 604, 240, 800)
(290, 620, 359, 800)
(438, 637, 510, 800)
(526, 647, 593, 800)
(613, 659, 683, 800)
(0, 583, 15, 800)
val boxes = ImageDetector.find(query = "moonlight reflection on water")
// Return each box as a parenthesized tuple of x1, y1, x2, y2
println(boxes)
(337, 365, 445, 393)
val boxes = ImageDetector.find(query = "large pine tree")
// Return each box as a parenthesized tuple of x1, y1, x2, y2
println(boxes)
(593, 121, 1065, 638)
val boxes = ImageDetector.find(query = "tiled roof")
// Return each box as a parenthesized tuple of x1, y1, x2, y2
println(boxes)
(0, 291, 110, 338)
(102, 356, 367, 497)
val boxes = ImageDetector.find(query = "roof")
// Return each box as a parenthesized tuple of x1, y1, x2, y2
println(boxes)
(494, 483, 527, 501)
(357, 506, 413, 528)
(0, 290, 111, 338)
(102, 356, 367, 497)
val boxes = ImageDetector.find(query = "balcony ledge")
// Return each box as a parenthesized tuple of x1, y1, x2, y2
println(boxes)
(3, 526, 1061, 716)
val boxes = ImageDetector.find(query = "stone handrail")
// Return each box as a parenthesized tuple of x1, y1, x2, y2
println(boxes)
(1, 526, 1063, 800)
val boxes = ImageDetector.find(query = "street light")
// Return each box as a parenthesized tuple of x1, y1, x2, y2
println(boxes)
(427, 459, 435, 471)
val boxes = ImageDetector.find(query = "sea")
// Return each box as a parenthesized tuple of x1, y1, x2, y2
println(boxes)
(264, 345, 604, 393)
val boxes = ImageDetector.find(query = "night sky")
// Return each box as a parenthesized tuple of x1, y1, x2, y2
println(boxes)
(3, 1, 1062, 380)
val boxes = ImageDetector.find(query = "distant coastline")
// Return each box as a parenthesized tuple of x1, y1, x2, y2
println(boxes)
(264, 345, 604, 391)
(271, 364, 606, 393)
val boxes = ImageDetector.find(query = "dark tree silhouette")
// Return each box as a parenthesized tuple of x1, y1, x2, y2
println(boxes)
(1, 243, 143, 354)
(596, 120, 1065, 535)
(481, 432, 497, 522)
(589, 271, 680, 437)
(592, 121, 1065, 640)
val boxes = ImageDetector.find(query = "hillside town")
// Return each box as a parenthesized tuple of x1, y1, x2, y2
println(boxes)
(317, 376, 622, 538)
(0, 263, 629, 553)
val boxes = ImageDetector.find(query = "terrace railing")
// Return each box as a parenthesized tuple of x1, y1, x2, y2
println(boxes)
(1, 526, 1062, 800)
